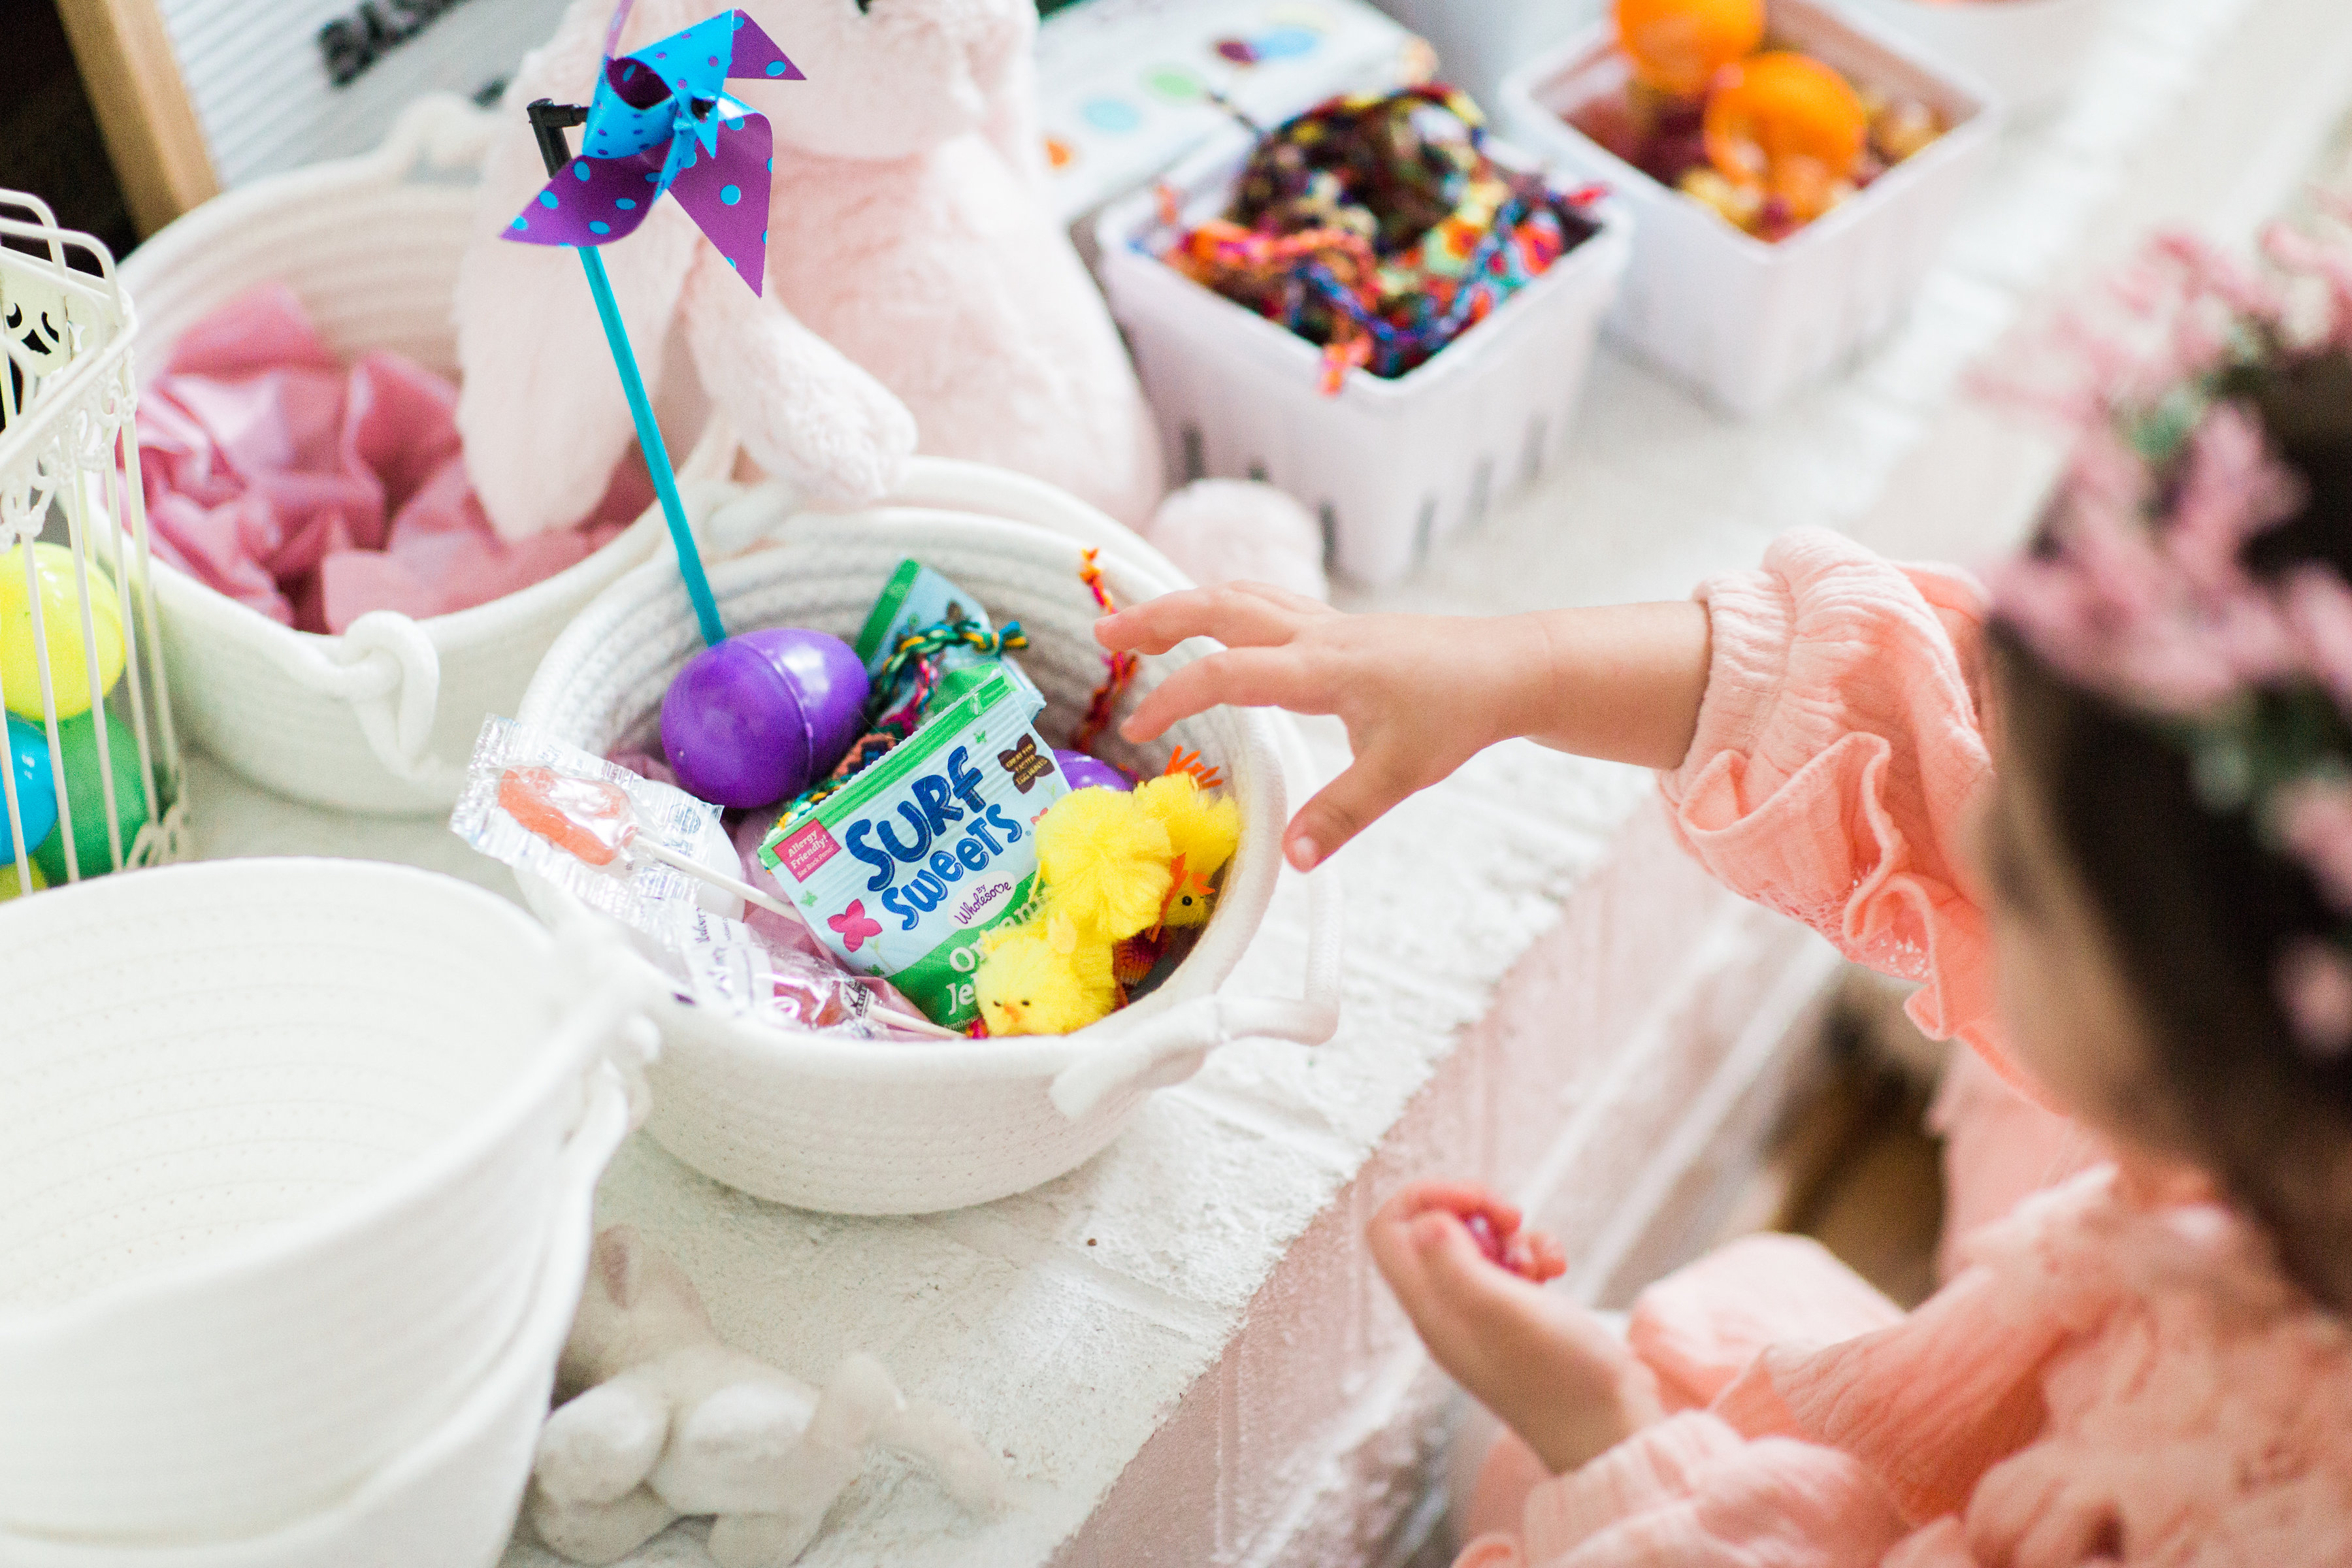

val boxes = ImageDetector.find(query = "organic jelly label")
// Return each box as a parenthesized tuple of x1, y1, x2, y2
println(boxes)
(759, 664, 1070, 1027)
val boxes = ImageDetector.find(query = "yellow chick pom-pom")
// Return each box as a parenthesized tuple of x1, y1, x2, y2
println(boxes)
(1035, 785, 1172, 943)
(1133, 774, 1242, 930)
(975, 909, 1118, 1036)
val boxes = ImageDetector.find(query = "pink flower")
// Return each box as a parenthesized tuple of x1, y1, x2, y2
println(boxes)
(2287, 567, 2352, 717)
(2276, 938, 2352, 1061)
(2276, 781, 2352, 915)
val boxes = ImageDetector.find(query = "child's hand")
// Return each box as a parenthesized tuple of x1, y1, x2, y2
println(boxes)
(1096, 585, 1712, 872)
(1096, 583, 1546, 871)
(1369, 1181, 1661, 1477)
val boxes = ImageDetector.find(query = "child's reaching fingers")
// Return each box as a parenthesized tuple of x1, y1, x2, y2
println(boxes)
(1287, 753, 1428, 870)
(1094, 583, 1323, 658)
(1119, 648, 1320, 743)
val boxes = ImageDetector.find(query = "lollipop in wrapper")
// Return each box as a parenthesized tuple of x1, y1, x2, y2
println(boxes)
(479, 753, 800, 922)
(453, 719, 958, 1039)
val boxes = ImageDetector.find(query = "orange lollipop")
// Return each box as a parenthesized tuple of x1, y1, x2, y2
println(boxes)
(1703, 52, 1867, 223)
(1614, 0, 1766, 99)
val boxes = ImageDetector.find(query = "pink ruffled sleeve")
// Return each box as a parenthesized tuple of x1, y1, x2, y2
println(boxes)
(1456, 1189, 2127, 1568)
(1659, 529, 2024, 1094)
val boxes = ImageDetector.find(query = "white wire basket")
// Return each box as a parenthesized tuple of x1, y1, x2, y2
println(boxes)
(0, 190, 188, 896)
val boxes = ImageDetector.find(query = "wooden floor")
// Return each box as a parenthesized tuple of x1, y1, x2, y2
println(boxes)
(1712, 974, 1950, 1309)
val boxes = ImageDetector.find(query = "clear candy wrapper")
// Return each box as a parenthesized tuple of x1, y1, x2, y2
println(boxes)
(451, 717, 720, 940)
(674, 908, 889, 1037)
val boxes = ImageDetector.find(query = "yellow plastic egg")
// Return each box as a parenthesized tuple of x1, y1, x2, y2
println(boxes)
(0, 544, 125, 721)
(0, 857, 46, 901)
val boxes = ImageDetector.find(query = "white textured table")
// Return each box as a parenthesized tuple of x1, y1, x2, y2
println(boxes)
(185, 5, 2352, 1563)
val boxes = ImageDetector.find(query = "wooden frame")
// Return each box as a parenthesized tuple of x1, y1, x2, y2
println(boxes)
(55, 0, 220, 237)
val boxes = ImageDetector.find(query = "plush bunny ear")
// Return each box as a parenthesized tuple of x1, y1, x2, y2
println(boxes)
(592, 1224, 645, 1307)
(453, 0, 704, 541)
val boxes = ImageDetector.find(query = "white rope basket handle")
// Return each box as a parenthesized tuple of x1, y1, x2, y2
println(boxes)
(546, 915, 666, 1134)
(1049, 713, 1342, 1120)
(277, 610, 467, 794)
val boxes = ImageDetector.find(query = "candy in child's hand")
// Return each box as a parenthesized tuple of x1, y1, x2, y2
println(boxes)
(498, 766, 636, 868)
(1464, 1212, 1512, 1269)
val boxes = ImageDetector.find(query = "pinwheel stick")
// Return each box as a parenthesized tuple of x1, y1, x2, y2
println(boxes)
(529, 97, 728, 649)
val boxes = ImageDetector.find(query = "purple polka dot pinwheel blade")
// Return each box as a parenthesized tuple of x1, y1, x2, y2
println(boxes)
(666, 110, 772, 296)
(504, 149, 667, 247)
(722, 10, 803, 82)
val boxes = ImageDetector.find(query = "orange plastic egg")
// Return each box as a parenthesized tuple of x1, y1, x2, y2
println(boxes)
(1613, 0, 1765, 98)
(1703, 52, 1867, 220)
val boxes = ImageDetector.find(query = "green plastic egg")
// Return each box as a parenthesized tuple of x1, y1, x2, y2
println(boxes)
(0, 858, 44, 900)
(1, 543, 125, 721)
(33, 709, 150, 883)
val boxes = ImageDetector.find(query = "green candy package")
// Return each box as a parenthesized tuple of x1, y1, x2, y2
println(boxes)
(762, 571, 1071, 1027)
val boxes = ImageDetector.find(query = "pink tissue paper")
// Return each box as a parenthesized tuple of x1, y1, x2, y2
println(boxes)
(138, 284, 649, 634)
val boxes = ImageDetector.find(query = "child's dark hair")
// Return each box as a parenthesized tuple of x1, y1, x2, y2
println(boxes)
(1993, 348, 2352, 1310)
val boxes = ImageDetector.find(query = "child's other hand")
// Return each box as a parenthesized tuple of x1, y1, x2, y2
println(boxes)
(1096, 583, 1543, 871)
(1369, 1181, 1661, 1477)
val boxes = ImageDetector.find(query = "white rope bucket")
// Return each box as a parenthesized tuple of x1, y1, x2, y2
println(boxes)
(117, 95, 728, 815)
(515, 457, 1342, 1215)
(0, 858, 647, 1543)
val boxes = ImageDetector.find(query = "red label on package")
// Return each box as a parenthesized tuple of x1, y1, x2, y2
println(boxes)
(778, 819, 840, 879)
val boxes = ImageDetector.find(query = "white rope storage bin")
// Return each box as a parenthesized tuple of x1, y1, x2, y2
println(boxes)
(117, 95, 728, 815)
(517, 458, 1342, 1215)
(0, 1071, 630, 1568)
(0, 859, 646, 1544)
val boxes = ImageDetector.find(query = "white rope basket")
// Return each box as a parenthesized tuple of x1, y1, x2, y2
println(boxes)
(0, 858, 647, 1544)
(116, 95, 728, 815)
(0, 1071, 630, 1568)
(516, 458, 1342, 1215)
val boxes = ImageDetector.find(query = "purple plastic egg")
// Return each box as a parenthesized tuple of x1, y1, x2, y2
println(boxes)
(661, 628, 870, 809)
(1054, 748, 1133, 794)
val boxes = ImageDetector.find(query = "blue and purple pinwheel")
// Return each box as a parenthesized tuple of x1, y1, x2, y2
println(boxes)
(505, 7, 799, 294)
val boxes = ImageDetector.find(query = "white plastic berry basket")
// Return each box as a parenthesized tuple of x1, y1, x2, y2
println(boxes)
(116, 93, 729, 815)
(1844, 0, 2105, 121)
(1095, 131, 1632, 588)
(0, 1073, 627, 1568)
(516, 457, 1343, 1215)
(1499, 0, 1999, 416)
(0, 858, 649, 1544)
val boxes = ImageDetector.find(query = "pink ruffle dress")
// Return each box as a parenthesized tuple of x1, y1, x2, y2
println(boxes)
(1456, 529, 2352, 1568)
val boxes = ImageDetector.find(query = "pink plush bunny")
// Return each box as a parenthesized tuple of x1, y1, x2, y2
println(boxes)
(454, 0, 1232, 559)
